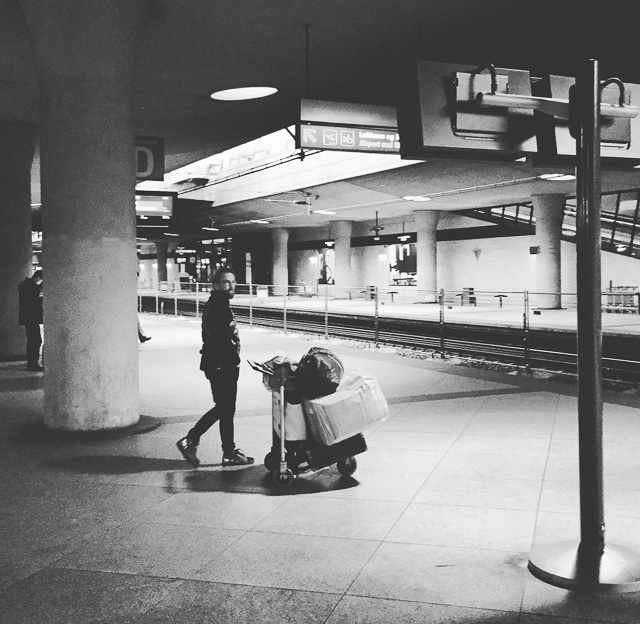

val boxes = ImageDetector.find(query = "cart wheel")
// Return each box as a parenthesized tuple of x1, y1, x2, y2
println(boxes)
(271, 467, 294, 488)
(263, 451, 278, 472)
(337, 457, 357, 477)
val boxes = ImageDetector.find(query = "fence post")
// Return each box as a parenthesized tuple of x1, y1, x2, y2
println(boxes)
(249, 281, 253, 328)
(195, 283, 200, 318)
(324, 285, 329, 340)
(160, 301, 164, 316)
(374, 286, 379, 348)
(155, 293, 159, 314)
(283, 285, 287, 334)
(174, 291, 177, 317)
(523, 290, 531, 372)
(439, 288, 445, 358)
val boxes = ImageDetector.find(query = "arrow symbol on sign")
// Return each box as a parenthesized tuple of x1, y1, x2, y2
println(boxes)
(302, 128, 318, 144)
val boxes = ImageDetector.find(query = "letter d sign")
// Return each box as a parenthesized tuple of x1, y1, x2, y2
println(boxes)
(135, 136, 164, 181)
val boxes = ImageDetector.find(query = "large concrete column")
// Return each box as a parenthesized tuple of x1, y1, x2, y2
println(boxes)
(331, 221, 353, 288)
(272, 228, 289, 295)
(155, 241, 169, 284)
(533, 194, 565, 309)
(0, 121, 38, 360)
(20, 1, 144, 431)
(414, 210, 440, 302)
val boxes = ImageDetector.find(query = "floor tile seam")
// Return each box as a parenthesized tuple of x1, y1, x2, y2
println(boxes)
(44, 563, 198, 587)
(379, 537, 529, 558)
(115, 517, 258, 531)
(437, 449, 550, 462)
(339, 591, 525, 618)
(370, 436, 459, 546)
(334, 531, 391, 607)
(181, 529, 252, 581)
(46, 531, 251, 584)
(541, 479, 640, 494)
(388, 421, 473, 518)
(305, 492, 428, 504)
(529, 406, 559, 564)
(240, 528, 391, 547)
(100, 518, 250, 537)
(388, 499, 542, 514)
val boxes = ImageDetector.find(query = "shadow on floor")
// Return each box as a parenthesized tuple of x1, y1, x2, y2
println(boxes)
(185, 464, 359, 495)
(387, 386, 537, 404)
(45, 455, 360, 496)
(46, 455, 188, 474)
(0, 375, 43, 392)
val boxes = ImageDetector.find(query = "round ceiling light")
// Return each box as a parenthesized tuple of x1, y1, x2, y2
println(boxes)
(210, 86, 278, 101)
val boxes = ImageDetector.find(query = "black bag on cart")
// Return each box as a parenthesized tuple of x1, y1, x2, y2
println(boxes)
(295, 347, 344, 400)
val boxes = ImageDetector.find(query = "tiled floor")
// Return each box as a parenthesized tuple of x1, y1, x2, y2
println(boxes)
(2, 314, 640, 623)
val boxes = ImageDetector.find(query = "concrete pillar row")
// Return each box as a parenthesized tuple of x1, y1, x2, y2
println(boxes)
(0, 121, 38, 360)
(272, 228, 289, 295)
(413, 210, 440, 302)
(155, 241, 169, 284)
(533, 194, 565, 309)
(331, 221, 352, 288)
(19, 0, 146, 431)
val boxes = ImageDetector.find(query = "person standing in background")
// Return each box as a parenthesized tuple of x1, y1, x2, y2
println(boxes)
(18, 270, 43, 371)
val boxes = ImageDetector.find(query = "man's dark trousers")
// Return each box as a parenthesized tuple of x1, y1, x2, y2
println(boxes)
(188, 367, 239, 455)
(24, 323, 42, 368)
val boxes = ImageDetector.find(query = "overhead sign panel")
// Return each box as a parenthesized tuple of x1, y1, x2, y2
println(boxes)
(396, 60, 537, 160)
(533, 75, 640, 168)
(297, 99, 399, 154)
(300, 98, 397, 128)
(298, 123, 400, 153)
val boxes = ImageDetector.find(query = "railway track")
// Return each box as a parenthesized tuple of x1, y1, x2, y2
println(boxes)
(139, 296, 640, 382)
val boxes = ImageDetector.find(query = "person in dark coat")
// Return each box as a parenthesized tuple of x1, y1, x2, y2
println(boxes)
(18, 270, 43, 371)
(176, 267, 254, 467)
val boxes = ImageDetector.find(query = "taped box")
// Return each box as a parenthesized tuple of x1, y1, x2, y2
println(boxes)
(303, 369, 389, 446)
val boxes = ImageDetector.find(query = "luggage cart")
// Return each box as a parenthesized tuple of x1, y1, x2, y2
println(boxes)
(248, 359, 367, 488)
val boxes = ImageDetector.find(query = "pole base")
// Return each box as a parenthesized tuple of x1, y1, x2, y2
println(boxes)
(529, 541, 640, 593)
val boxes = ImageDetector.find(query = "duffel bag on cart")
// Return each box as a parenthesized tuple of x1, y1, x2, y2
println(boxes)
(303, 369, 389, 446)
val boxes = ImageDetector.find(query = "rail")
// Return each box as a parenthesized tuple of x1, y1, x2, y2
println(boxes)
(138, 282, 640, 382)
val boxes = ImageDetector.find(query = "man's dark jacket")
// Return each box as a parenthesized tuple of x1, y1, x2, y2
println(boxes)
(18, 278, 43, 326)
(199, 290, 240, 372)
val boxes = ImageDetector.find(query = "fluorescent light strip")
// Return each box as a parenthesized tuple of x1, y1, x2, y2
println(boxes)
(210, 86, 278, 101)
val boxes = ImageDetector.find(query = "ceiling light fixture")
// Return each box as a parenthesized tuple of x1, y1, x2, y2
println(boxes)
(371, 211, 384, 241)
(402, 195, 432, 202)
(265, 191, 319, 206)
(538, 173, 576, 181)
(313, 209, 336, 215)
(176, 177, 210, 186)
(250, 219, 270, 224)
(398, 222, 411, 242)
(210, 86, 278, 101)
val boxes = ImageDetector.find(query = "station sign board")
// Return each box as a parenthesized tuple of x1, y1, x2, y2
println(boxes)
(297, 99, 399, 154)
(297, 123, 400, 153)
(135, 135, 165, 181)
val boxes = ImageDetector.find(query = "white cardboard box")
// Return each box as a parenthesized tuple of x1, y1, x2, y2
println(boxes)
(303, 369, 389, 445)
(272, 393, 308, 441)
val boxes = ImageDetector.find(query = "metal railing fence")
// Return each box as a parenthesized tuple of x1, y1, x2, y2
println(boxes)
(137, 282, 640, 375)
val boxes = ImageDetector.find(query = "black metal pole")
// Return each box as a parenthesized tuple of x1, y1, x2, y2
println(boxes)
(574, 59, 605, 554)
(528, 59, 640, 591)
